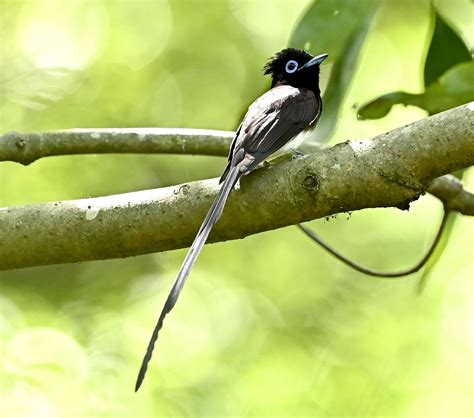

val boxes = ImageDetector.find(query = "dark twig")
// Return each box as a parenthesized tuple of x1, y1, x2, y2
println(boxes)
(297, 209, 450, 278)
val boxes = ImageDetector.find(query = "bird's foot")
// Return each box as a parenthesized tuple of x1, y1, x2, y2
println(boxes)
(291, 149, 305, 159)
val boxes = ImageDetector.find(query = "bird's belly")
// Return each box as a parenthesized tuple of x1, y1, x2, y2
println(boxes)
(271, 131, 310, 159)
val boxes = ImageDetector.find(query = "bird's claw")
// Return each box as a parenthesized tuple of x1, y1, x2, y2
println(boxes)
(291, 149, 305, 159)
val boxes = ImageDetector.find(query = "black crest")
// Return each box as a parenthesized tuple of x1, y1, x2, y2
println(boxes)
(263, 48, 314, 75)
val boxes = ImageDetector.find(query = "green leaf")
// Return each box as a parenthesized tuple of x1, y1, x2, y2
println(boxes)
(358, 61, 474, 119)
(424, 10, 471, 86)
(289, 0, 378, 141)
(357, 6, 472, 120)
(431, 0, 474, 53)
(417, 211, 458, 294)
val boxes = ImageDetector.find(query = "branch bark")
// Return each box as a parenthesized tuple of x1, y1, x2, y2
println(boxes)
(0, 128, 235, 165)
(427, 174, 474, 215)
(0, 103, 473, 271)
(0, 128, 325, 165)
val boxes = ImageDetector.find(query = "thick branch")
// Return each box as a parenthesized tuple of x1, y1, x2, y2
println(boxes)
(0, 103, 473, 271)
(0, 130, 470, 209)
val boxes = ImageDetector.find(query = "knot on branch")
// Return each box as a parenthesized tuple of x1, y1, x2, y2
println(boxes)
(302, 173, 320, 191)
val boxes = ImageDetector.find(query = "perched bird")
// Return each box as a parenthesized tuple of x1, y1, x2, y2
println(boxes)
(135, 48, 328, 391)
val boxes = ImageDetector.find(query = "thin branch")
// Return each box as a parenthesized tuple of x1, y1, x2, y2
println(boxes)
(0, 128, 235, 165)
(0, 103, 473, 271)
(0, 128, 324, 165)
(296, 173, 473, 278)
(297, 209, 450, 278)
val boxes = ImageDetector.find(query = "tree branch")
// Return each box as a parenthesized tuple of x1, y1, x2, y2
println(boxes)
(427, 174, 474, 215)
(0, 128, 325, 165)
(1, 119, 470, 210)
(0, 103, 473, 271)
(0, 128, 235, 165)
(297, 210, 450, 278)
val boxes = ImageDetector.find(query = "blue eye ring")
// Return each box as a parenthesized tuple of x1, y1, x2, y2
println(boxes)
(285, 60, 298, 73)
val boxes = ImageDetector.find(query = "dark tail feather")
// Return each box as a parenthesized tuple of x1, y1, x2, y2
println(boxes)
(135, 166, 241, 391)
(219, 163, 230, 184)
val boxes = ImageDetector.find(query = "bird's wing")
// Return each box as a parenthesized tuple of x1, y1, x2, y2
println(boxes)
(236, 85, 319, 161)
(220, 85, 319, 182)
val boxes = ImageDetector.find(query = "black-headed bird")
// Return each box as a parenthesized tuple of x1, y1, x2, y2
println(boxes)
(136, 48, 328, 391)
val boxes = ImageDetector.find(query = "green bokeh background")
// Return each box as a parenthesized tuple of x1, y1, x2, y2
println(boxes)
(0, 0, 473, 417)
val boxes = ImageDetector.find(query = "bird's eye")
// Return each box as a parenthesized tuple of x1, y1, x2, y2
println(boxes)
(285, 60, 298, 73)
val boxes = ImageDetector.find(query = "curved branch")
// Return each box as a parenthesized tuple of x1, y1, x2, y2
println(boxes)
(427, 175, 474, 215)
(0, 103, 473, 271)
(297, 209, 450, 278)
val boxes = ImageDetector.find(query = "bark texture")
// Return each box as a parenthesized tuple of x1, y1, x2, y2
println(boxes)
(0, 103, 472, 270)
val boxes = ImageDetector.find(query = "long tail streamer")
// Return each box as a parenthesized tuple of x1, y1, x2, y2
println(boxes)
(135, 166, 241, 391)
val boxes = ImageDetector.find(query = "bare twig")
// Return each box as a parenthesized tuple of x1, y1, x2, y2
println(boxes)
(0, 127, 323, 164)
(0, 128, 234, 165)
(297, 209, 450, 278)
(296, 173, 473, 278)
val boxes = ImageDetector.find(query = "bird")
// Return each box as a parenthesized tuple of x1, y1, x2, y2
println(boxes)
(135, 48, 328, 391)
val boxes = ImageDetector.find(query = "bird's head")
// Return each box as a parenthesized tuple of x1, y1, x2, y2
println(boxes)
(263, 48, 328, 93)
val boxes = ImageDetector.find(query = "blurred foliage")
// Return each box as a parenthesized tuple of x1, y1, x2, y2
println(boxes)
(0, 1, 473, 417)
(424, 9, 471, 86)
(358, 61, 474, 119)
(290, 0, 379, 141)
(355, 0, 473, 298)
(358, 7, 473, 119)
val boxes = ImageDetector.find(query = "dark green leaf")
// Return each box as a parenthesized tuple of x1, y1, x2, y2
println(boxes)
(417, 211, 458, 294)
(358, 61, 474, 119)
(424, 11, 471, 86)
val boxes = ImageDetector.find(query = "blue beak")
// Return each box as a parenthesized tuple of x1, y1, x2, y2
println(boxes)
(300, 53, 329, 69)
